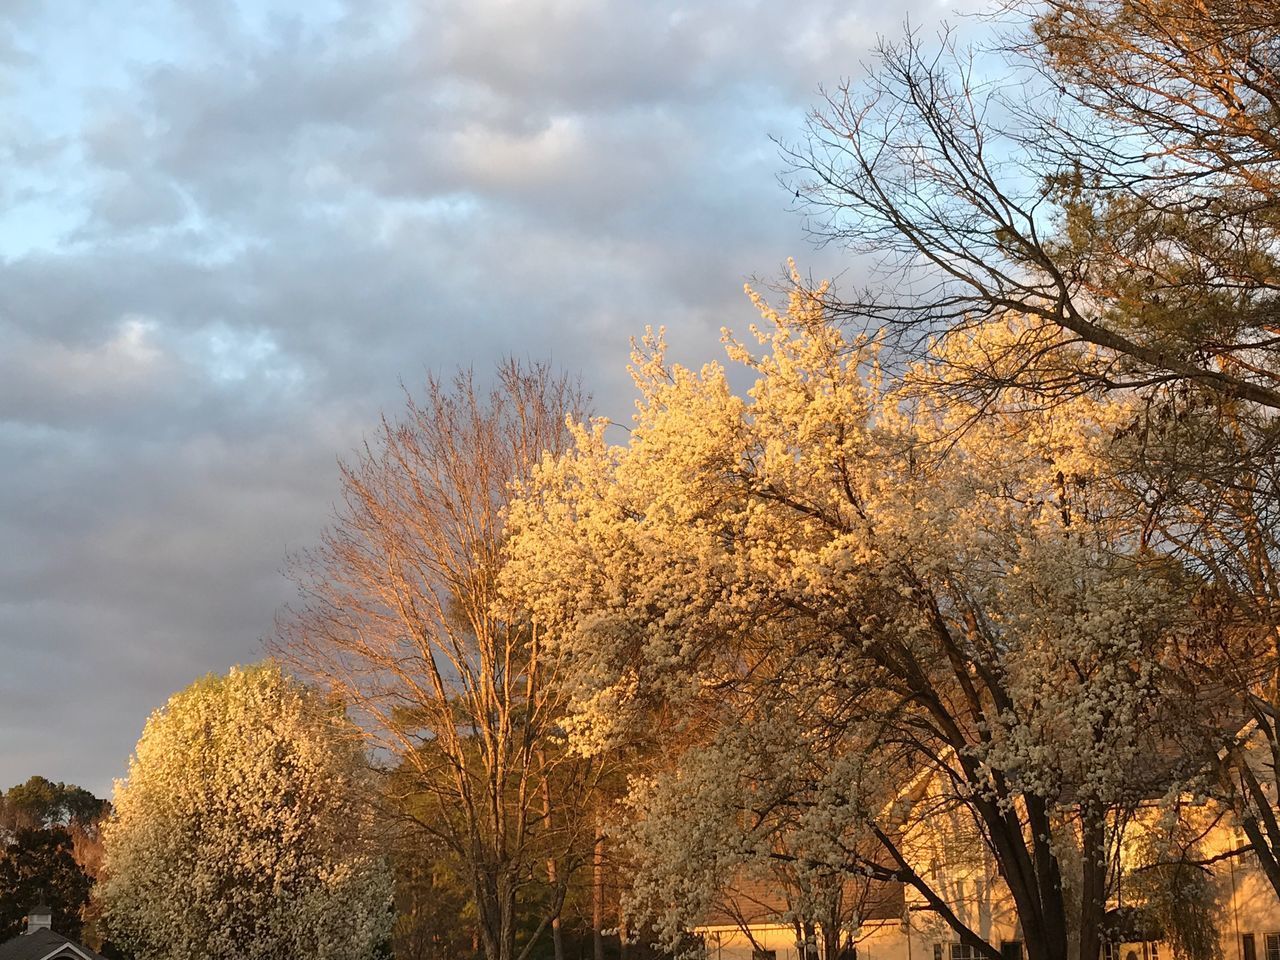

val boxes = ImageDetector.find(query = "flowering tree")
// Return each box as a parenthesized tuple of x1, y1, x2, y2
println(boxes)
(620, 704, 898, 960)
(784, 0, 1280, 907)
(98, 662, 392, 960)
(501, 280, 1216, 960)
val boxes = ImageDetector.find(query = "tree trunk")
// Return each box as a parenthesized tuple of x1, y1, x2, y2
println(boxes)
(550, 905, 566, 960)
(539, 755, 566, 960)
(966, 792, 1069, 960)
(474, 870, 519, 960)
(500, 873, 519, 960)
(1078, 805, 1106, 960)
(819, 919, 838, 960)
(593, 831, 606, 960)
(801, 920, 818, 960)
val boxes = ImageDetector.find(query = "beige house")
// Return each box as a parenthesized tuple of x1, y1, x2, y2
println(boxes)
(694, 745, 1280, 960)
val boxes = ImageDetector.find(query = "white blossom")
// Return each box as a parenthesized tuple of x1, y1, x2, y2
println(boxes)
(99, 663, 392, 960)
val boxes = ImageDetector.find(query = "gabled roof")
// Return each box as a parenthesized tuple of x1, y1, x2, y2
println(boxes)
(0, 929, 107, 960)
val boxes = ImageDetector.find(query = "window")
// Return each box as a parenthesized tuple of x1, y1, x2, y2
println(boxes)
(751, 951, 776, 960)
(1265, 932, 1280, 960)
(941, 946, 980, 960)
(1101, 942, 1163, 960)
(1243, 934, 1257, 960)
(1000, 943, 1023, 960)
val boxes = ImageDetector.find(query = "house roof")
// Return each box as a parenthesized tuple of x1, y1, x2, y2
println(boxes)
(0, 929, 107, 960)
(701, 874, 905, 928)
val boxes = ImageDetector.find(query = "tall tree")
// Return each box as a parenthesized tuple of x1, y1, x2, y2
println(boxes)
(0, 777, 110, 949)
(98, 663, 392, 960)
(276, 361, 608, 960)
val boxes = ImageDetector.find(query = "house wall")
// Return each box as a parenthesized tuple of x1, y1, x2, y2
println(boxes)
(1116, 790, 1280, 960)
(692, 773, 1024, 960)
(696, 914, 1043, 960)
(696, 920, 912, 960)
(1210, 854, 1280, 960)
(698, 849, 1280, 959)
(695, 750, 1280, 960)
(895, 791, 1021, 949)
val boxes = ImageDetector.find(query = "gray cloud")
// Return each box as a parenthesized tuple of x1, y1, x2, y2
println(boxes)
(0, 0, 977, 796)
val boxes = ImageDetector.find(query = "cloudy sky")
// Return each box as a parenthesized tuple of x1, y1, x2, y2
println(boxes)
(0, 0, 971, 797)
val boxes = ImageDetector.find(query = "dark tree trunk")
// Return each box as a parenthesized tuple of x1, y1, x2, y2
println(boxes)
(1078, 805, 1106, 960)
(593, 832, 605, 960)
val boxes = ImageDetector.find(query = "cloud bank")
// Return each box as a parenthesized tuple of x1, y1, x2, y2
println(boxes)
(0, 0, 966, 795)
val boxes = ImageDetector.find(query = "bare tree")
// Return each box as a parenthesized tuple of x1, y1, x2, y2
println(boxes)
(787, 0, 1280, 413)
(275, 361, 604, 960)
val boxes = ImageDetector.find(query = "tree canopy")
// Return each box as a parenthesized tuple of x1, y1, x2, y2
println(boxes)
(98, 662, 392, 960)
(1, 777, 107, 834)
(790, 0, 1280, 416)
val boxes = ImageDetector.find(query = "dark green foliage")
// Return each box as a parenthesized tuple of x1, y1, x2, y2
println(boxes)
(392, 848, 477, 960)
(1, 777, 108, 833)
(0, 828, 93, 941)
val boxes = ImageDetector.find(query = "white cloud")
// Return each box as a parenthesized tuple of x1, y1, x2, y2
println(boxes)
(0, 0, 980, 795)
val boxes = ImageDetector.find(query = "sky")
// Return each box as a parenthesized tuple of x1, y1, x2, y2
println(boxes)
(0, 0, 972, 797)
